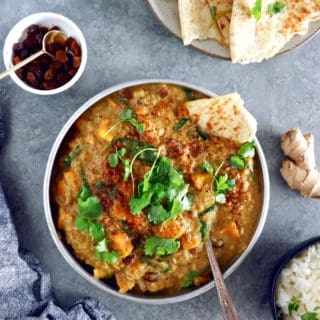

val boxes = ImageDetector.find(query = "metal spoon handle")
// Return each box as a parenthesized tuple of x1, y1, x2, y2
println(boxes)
(0, 50, 45, 80)
(206, 239, 240, 320)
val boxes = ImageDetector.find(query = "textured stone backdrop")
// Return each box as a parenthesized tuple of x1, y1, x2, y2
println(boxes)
(0, 1, 319, 319)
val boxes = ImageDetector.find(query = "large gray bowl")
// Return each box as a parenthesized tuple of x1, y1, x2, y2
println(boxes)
(43, 79, 270, 304)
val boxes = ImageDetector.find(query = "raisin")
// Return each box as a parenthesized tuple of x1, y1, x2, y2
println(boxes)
(44, 68, 55, 81)
(27, 24, 39, 35)
(55, 50, 68, 63)
(13, 56, 21, 65)
(70, 40, 81, 56)
(13, 43, 23, 54)
(57, 72, 70, 85)
(26, 71, 36, 83)
(73, 56, 81, 69)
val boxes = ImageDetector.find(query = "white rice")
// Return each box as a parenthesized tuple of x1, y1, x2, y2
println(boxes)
(276, 243, 320, 319)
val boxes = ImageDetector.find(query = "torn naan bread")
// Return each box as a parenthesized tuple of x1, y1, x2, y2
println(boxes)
(230, 0, 320, 63)
(178, 0, 233, 47)
(185, 93, 257, 143)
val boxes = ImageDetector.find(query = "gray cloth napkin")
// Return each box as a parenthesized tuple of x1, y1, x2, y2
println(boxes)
(0, 105, 116, 320)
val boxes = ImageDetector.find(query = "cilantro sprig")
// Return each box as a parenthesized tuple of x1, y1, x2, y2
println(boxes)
(108, 148, 131, 181)
(229, 141, 255, 169)
(200, 161, 235, 204)
(251, 0, 262, 20)
(268, 1, 285, 15)
(64, 145, 81, 168)
(102, 107, 145, 141)
(144, 237, 180, 256)
(183, 266, 210, 287)
(75, 180, 120, 264)
(129, 156, 193, 225)
(288, 296, 301, 316)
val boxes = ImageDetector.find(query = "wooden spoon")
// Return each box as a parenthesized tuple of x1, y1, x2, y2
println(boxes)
(206, 239, 240, 320)
(0, 30, 66, 80)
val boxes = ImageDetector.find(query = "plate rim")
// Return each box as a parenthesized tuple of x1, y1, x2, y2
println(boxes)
(146, 0, 320, 61)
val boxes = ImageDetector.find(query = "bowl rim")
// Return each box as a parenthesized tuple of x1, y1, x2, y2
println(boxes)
(43, 78, 270, 304)
(269, 236, 320, 319)
(3, 12, 87, 95)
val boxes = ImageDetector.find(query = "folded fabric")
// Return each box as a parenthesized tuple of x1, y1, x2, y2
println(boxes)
(0, 105, 115, 320)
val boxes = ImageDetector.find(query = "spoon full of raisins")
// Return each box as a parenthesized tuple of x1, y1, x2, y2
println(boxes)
(0, 30, 67, 80)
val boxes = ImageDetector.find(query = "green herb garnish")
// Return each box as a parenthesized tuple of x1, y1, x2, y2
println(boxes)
(229, 155, 247, 169)
(115, 138, 157, 163)
(214, 174, 235, 204)
(251, 0, 262, 20)
(108, 148, 131, 181)
(161, 266, 170, 273)
(183, 87, 195, 101)
(268, 1, 285, 15)
(173, 118, 189, 131)
(75, 180, 120, 264)
(199, 161, 234, 204)
(95, 238, 121, 264)
(197, 131, 208, 141)
(314, 307, 320, 312)
(144, 237, 180, 256)
(210, 6, 217, 18)
(183, 266, 210, 287)
(200, 220, 210, 240)
(199, 205, 216, 217)
(288, 296, 301, 316)
(130, 156, 192, 224)
(64, 145, 81, 168)
(301, 313, 319, 320)
(229, 141, 255, 169)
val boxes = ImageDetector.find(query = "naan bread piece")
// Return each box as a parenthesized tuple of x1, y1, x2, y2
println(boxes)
(185, 93, 257, 143)
(230, 0, 320, 64)
(178, 0, 222, 45)
(213, 0, 233, 46)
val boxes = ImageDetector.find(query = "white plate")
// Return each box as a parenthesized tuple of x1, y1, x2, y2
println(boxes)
(147, 0, 320, 60)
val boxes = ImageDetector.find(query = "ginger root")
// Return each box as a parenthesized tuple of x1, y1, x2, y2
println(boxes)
(280, 127, 320, 198)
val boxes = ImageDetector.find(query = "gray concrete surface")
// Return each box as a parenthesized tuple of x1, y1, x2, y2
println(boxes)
(0, 0, 319, 319)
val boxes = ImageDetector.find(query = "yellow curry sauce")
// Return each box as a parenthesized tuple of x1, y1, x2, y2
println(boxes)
(52, 84, 263, 294)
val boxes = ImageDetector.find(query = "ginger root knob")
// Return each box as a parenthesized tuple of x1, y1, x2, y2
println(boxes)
(280, 127, 320, 198)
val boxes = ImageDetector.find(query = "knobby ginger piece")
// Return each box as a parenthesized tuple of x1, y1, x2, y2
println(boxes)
(280, 127, 320, 198)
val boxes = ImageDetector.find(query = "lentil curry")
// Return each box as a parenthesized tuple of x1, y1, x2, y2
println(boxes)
(52, 83, 263, 294)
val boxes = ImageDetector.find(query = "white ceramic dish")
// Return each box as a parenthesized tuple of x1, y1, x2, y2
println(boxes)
(3, 12, 87, 95)
(146, 0, 320, 60)
(43, 79, 270, 304)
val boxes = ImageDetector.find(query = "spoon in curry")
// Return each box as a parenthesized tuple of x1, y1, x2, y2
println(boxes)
(0, 30, 66, 80)
(206, 239, 240, 320)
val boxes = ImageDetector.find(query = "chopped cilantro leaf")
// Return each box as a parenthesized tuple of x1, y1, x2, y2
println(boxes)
(120, 108, 133, 120)
(301, 313, 319, 320)
(173, 118, 189, 131)
(238, 141, 255, 158)
(95, 239, 121, 264)
(197, 131, 208, 141)
(288, 296, 301, 316)
(251, 0, 262, 20)
(183, 266, 210, 287)
(199, 205, 216, 217)
(183, 87, 195, 101)
(64, 145, 81, 168)
(108, 152, 119, 167)
(200, 220, 210, 240)
(268, 1, 285, 15)
(200, 160, 214, 175)
(210, 6, 217, 18)
(229, 155, 248, 169)
(144, 237, 180, 256)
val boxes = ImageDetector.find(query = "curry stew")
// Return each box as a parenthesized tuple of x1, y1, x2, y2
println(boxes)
(52, 84, 263, 294)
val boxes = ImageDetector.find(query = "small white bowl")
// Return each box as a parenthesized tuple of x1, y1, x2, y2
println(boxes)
(3, 12, 87, 95)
